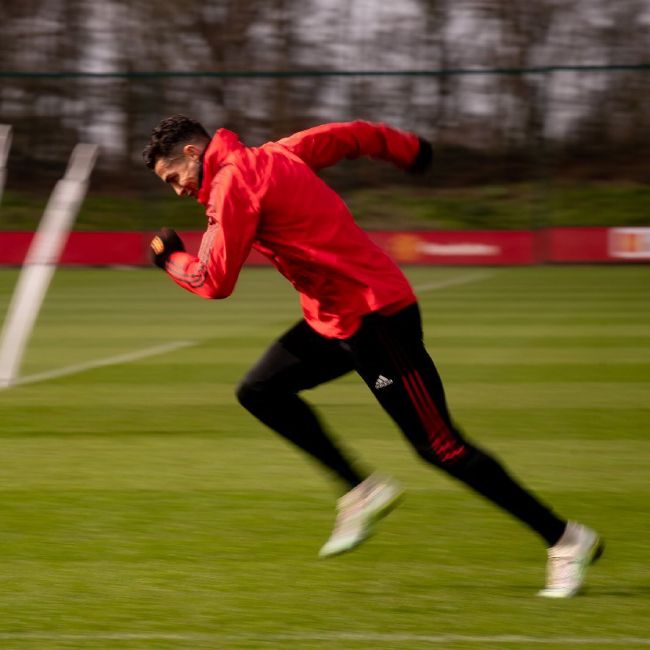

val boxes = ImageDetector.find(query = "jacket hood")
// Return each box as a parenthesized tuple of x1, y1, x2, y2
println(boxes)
(197, 128, 245, 206)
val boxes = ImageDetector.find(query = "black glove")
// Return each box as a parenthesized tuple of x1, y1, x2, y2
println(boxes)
(149, 227, 185, 269)
(408, 137, 433, 174)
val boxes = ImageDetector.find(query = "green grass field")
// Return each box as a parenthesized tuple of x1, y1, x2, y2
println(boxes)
(0, 265, 648, 650)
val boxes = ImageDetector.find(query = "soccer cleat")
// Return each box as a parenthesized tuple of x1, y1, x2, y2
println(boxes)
(319, 474, 403, 558)
(537, 521, 604, 598)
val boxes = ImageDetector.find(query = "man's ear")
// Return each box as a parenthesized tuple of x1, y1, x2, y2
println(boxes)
(182, 143, 202, 161)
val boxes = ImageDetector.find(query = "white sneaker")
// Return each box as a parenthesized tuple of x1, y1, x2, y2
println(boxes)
(537, 521, 604, 598)
(319, 474, 403, 558)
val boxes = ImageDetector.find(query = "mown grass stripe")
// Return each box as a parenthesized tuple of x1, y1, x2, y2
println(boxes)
(0, 632, 647, 644)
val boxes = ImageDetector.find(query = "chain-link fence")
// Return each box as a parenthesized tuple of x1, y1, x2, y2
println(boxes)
(1, 65, 648, 230)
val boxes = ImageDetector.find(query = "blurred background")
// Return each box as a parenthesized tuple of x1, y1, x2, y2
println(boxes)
(0, 0, 648, 233)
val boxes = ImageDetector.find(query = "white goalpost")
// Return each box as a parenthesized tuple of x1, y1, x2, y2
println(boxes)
(0, 142, 98, 388)
(0, 125, 12, 205)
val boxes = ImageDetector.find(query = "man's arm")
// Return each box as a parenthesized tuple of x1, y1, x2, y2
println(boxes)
(157, 169, 260, 299)
(277, 120, 431, 173)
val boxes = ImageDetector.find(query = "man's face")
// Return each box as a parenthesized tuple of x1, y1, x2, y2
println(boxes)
(154, 144, 203, 199)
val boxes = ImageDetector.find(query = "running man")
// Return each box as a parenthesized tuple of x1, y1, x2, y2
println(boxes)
(143, 115, 602, 597)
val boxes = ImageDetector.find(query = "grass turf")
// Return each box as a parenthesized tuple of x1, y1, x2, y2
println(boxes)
(0, 265, 648, 649)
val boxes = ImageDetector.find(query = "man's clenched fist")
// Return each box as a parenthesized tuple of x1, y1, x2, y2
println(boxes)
(149, 227, 185, 269)
(409, 137, 433, 174)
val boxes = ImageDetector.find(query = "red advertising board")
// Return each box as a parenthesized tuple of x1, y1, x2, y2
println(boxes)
(0, 228, 648, 266)
(370, 230, 535, 265)
(544, 227, 609, 262)
(58, 232, 145, 265)
(544, 227, 650, 262)
(0, 232, 33, 265)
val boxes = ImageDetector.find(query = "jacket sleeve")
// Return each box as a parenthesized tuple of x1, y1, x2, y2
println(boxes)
(164, 168, 260, 299)
(277, 120, 422, 172)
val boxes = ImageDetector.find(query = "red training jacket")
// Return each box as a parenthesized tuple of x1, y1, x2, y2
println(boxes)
(165, 121, 420, 339)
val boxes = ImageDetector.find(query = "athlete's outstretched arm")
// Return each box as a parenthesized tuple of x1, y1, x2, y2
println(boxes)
(277, 120, 432, 173)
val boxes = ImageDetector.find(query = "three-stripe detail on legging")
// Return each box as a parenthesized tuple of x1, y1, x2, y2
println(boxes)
(400, 368, 466, 463)
(377, 327, 466, 463)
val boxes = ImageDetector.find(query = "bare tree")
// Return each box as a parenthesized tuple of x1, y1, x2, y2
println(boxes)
(0, 0, 647, 187)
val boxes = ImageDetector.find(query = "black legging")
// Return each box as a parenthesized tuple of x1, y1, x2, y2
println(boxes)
(236, 303, 566, 546)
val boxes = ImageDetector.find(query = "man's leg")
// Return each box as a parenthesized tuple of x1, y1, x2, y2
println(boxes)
(237, 320, 403, 557)
(345, 304, 568, 547)
(346, 304, 603, 596)
(236, 320, 365, 489)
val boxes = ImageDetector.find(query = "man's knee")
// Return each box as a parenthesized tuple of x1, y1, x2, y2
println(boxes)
(413, 438, 477, 472)
(235, 377, 264, 410)
(235, 374, 289, 412)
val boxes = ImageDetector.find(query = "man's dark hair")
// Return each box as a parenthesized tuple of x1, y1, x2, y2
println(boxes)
(142, 115, 210, 169)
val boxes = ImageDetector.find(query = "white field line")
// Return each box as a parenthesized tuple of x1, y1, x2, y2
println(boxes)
(413, 270, 497, 294)
(3, 340, 196, 390)
(0, 632, 647, 645)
